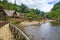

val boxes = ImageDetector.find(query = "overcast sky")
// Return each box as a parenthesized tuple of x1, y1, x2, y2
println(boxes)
(8, 0, 60, 12)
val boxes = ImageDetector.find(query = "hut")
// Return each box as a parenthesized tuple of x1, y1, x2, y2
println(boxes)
(4, 10, 25, 18)
(4, 10, 20, 18)
(0, 8, 18, 21)
(0, 8, 7, 21)
(17, 13, 25, 18)
(4, 10, 15, 17)
(28, 17, 33, 21)
(0, 8, 25, 21)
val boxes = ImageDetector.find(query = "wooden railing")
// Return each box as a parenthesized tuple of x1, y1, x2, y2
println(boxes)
(9, 24, 30, 40)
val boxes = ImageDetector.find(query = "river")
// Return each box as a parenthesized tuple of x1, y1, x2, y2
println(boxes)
(24, 22, 60, 40)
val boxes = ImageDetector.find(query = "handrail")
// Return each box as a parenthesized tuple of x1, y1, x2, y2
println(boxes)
(9, 24, 30, 40)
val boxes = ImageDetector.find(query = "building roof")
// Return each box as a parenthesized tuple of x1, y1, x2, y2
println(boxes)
(4, 10, 15, 16)
(0, 9, 25, 18)
(16, 12, 25, 16)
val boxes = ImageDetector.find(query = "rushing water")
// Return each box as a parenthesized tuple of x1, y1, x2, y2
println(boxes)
(24, 22, 60, 40)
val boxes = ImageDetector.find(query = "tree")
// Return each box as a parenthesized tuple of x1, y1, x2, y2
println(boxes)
(46, 1, 60, 23)
(52, 1, 60, 11)
(20, 4, 28, 13)
(3, 0, 8, 2)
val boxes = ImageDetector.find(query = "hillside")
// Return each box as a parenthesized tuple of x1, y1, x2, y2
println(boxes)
(52, 2, 60, 11)
(0, 0, 20, 12)
(46, 1, 60, 21)
(0, 0, 45, 21)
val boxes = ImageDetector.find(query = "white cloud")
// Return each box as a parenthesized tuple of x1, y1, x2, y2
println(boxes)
(8, 0, 60, 12)
(8, 0, 14, 3)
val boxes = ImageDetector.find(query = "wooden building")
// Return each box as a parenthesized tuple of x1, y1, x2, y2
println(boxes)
(0, 8, 7, 21)
(0, 8, 25, 21)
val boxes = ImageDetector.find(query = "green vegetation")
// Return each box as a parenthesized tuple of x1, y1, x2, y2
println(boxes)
(46, 2, 60, 22)
(0, 0, 60, 22)
(51, 21, 60, 26)
(0, 0, 45, 21)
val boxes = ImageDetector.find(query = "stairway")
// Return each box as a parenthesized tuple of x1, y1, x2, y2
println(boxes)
(0, 24, 15, 40)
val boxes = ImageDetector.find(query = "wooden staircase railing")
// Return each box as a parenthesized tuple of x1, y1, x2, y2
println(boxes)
(9, 24, 30, 40)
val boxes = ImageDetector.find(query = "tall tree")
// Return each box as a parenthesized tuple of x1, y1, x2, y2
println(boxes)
(52, 1, 60, 11)
(20, 4, 28, 13)
(3, 0, 7, 2)
(46, 1, 60, 21)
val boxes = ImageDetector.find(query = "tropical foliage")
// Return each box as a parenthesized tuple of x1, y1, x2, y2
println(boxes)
(0, 0, 45, 20)
(46, 2, 60, 21)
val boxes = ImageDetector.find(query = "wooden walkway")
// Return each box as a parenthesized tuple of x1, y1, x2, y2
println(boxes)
(0, 24, 15, 40)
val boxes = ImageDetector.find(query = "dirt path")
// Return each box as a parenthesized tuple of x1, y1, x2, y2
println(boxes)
(0, 24, 15, 40)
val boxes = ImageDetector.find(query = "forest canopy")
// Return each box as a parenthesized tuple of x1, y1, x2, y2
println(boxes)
(46, 1, 60, 21)
(0, 0, 45, 20)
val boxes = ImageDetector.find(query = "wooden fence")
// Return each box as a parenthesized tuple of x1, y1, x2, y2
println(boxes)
(9, 24, 30, 40)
